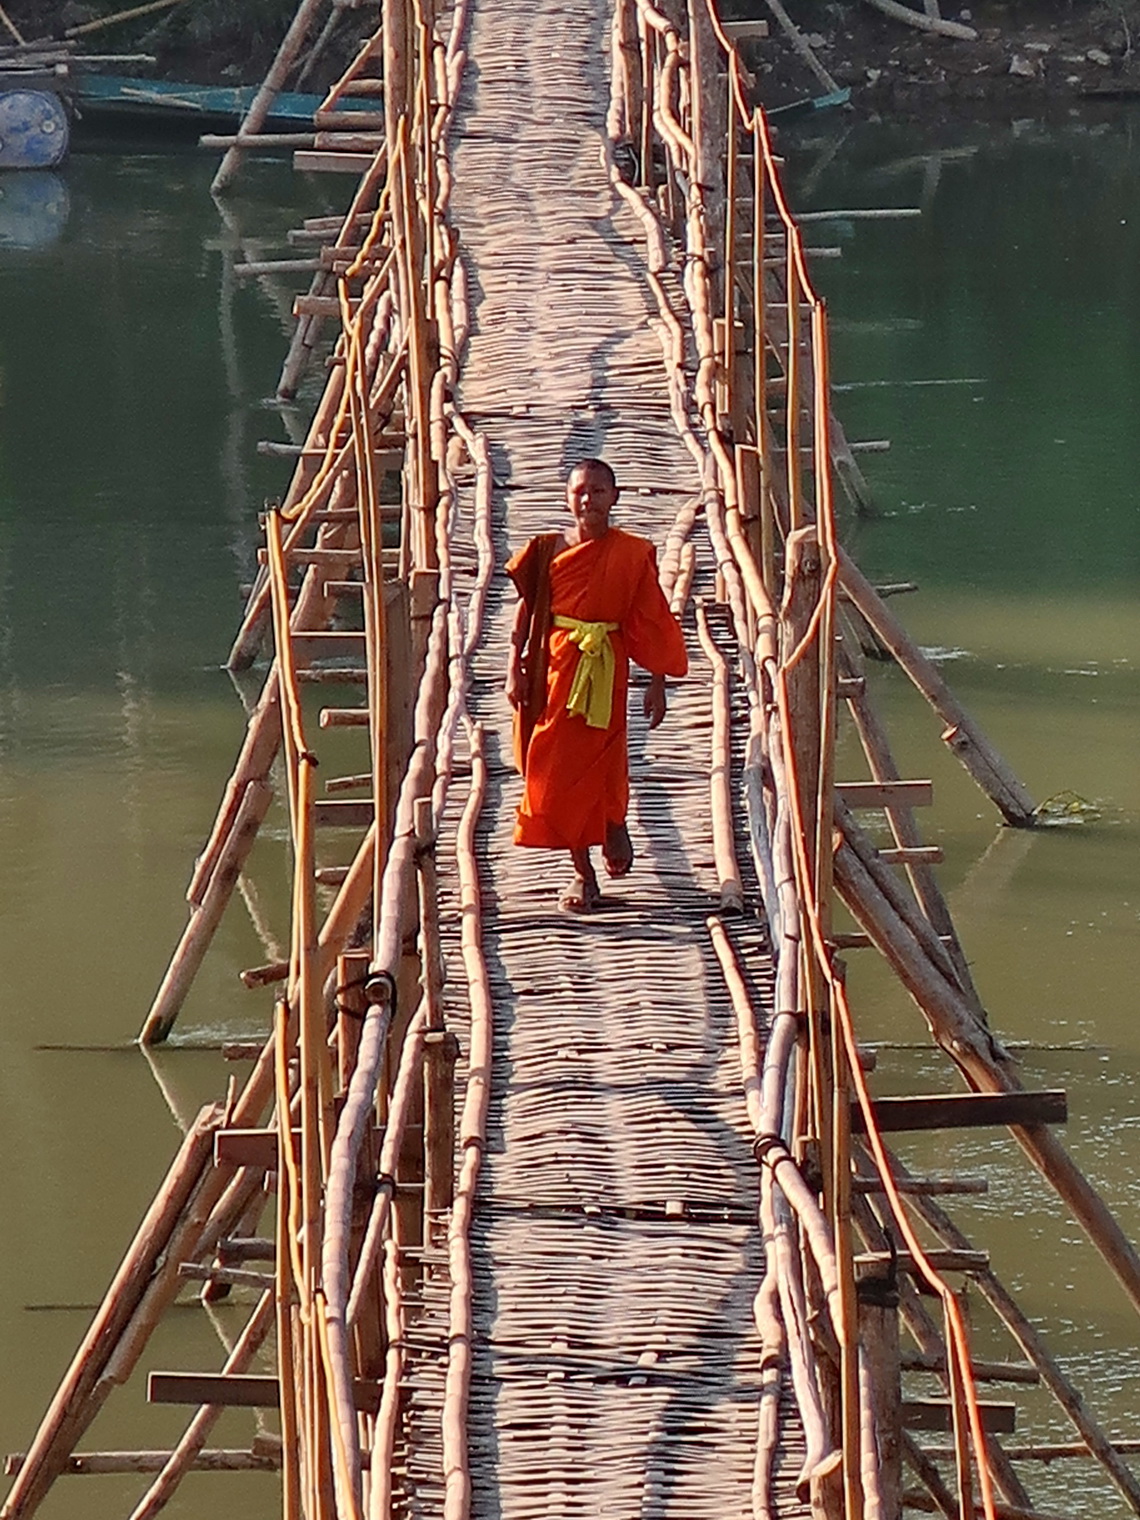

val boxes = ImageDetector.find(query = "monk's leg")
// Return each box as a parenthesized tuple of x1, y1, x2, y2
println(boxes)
(603, 820, 634, 879)
(560, 847, 601, 913)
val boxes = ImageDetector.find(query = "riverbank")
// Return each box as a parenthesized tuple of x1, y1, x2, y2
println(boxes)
(744, 0, 1140, 120)
(7, 0, 1140, 123)
(1, 0, 357, 89)
(8, 0, 1140, 122)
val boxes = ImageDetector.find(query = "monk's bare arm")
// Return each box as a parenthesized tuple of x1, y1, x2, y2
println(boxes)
(505, 596, 529, 709)
(643, 674, 666, 729)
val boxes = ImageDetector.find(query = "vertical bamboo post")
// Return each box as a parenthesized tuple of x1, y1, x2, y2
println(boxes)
(687, 0, 725, 312)
(752, 116, 777, 597)
(338, 951, 371, 1094)
(274, 1004, 303, 1520)
(384, 0, 410, 162)
(722, 85, 737, 429)
(779, 528, 822, 913)
(830, 967, 863, 1520)
(639, 9, 653, 191)
(785, 253, 802, 531)
(946, 1295, 975, 1520)
(858, 1276, 902, 1520)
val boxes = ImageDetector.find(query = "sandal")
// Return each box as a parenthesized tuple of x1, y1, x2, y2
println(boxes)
(559, 872, 602, 913)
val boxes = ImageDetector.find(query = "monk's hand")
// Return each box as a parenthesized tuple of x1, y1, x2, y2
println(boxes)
(505, 658, 523, 710)
(643, 674, 667, 729)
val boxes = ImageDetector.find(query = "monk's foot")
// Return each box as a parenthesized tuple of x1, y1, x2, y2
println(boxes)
(603, 821, 634, 879)
(559, 871, 602, 914)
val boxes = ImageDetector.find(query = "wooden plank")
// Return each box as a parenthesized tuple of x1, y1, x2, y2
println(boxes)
(4, 1448, 281, 1476)
(719, 18, 769, 39)
(837, 780, 933, 809)
(147, 1373, 382, 1414)
(290, 631, 367, 657)
(294, 150, 375, 174)
(293, 295, 358, 318)
(296, 667, 368, 685)
(878, 846, 944, 866)
(314, 799, 374, 828)
(313, 110, 385, 129)
(902, 1398, 1016, 1435)
(852, 1175, 989, 1196)
(833, 931, 954, 950)
(853, 1091, 1067, 1134)
(855, 1249, 989, 1275)
(214, 1129, 285, 1169)
(900, 1352, 1040, 1385)
(255, 548, 361, 568)
(320, 708, 370, 728)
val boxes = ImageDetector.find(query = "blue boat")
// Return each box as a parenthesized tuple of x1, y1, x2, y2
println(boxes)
(0, 89, 69, 169)
(74, 74, 378, 131)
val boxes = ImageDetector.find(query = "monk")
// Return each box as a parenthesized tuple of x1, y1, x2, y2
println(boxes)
(504, 458, 688, 911)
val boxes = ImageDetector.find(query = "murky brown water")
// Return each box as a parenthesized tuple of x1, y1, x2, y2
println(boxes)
(0, 114, 1137, 1518)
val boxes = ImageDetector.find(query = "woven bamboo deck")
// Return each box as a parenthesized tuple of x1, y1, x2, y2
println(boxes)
(435, 0, 808, 1512)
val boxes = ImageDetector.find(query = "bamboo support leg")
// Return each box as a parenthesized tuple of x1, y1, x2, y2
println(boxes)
(0, 1108, 224, 1520)
(841, 666, 981, 1009)
(837, 550, 1036, 826)
(141, 780, 273, 1044)
(835, 838, 1140, 1328)
(904, 1178, 1140, 1515)
(858, 1286, 901, 1520)
(211, 0, 330, 193)
(126, 1291, 276, 1520)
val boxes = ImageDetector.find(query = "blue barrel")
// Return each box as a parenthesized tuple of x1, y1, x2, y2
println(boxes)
(0, 90, 70, 170)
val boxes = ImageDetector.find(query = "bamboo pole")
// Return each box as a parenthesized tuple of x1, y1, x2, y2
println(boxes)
(0, 1108, 223, 1520)
(0, 3, 24, 43)
(837, 550, 1036, 826)
(140, 780, 272, 1044)
(126, 1292, 275, 1520)
(443, 723, 489, 1520)
(64, 0, 184, 38)
(834, 836, 1140, 1323)
(694, 601, 744, 913)
(212, 0, 330, 193)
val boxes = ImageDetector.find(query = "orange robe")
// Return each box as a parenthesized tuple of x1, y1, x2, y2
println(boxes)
(507, 527, 688, 852)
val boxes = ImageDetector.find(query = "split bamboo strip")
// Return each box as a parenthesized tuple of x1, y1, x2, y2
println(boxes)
(694, 602, 744, 913)
(443, 723, 489, 1520)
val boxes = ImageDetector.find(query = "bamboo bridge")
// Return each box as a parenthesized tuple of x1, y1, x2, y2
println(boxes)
(6, 2, 1140, 1519)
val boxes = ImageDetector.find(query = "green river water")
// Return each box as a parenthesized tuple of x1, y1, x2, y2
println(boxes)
(0, 116, 1136, 1517)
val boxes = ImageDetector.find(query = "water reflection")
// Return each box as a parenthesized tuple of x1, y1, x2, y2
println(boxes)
(0, 171, 69, 249)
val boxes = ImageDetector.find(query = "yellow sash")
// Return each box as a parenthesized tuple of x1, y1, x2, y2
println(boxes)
(554, 615, 619, 729)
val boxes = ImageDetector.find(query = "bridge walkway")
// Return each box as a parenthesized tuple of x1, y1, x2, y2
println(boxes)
(429, 0, 806, 1513)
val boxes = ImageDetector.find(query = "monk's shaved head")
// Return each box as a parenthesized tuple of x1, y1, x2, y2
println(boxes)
(568, 457, 616, 491)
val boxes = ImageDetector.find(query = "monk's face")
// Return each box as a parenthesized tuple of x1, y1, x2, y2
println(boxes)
(566, 465, 618, 541)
